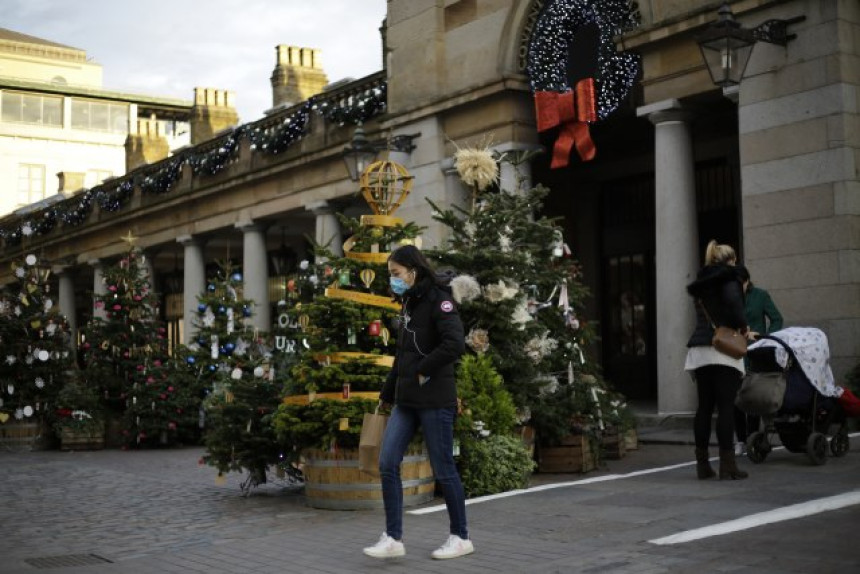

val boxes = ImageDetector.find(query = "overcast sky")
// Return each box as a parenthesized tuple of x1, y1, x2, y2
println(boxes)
(4, 0, 388, 122)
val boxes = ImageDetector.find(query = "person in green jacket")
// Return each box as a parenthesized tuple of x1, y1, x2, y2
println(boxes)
(735, 265, 784, 453)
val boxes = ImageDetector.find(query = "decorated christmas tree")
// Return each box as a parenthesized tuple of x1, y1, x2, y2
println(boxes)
(80, 232, 190, 447)
(429, 147, 634, 450)
(273, 161, 420, 457)
(184, 261, 285, 492)
(0, 253, 74, 440)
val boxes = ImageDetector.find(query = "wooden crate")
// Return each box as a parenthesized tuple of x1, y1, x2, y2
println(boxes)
(537, 435, 595, 473)
(60, 427, 105, 451)
(624, 428, 639, 451)
(601, 428, 627, 460)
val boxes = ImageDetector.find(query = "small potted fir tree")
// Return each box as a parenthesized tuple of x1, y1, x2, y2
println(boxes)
(54, 377, 105, 450)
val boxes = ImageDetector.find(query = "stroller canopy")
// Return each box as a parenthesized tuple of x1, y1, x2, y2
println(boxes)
(748, 327, 842, 398)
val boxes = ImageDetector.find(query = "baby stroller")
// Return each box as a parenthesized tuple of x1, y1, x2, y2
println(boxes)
(738, 327, 849, 466)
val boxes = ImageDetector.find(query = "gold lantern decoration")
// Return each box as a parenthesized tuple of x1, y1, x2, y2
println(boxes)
(359, 160, 413, 217)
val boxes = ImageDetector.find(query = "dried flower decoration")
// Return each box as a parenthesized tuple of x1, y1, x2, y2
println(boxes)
(450, 275, 481, 304)
(465, 328, 490, 354)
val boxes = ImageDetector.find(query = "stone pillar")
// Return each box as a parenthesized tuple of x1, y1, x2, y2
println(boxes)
(90, 259, 107, 320)
(236, 222, 270, 333)
(270, 45, 329, 109)
(177, 236, 205, 344)
(306, 201, 343, 257)
(55, 266, 77, 351)
(637, 99, 699, 415)
(494, 142, 541, 194)
(190, 88, 239, 144)
(125, 116, 169, 171)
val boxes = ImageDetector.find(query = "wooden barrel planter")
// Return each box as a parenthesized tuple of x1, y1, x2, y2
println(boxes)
(0, 421, 42, 450)
(302, 448, 435, 510)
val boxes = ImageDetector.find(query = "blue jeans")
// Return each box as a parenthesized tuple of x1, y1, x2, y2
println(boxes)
(379, 405, 468, 541)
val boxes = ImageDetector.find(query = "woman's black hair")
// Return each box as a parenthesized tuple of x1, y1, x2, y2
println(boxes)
(388, 245, 444, 286)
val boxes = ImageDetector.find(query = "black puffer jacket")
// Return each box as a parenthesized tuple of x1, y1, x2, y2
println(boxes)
(380, 277, 465, 409)
(686, 264, 747, 348)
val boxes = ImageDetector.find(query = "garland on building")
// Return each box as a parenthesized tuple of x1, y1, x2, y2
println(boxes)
(0, 80, 387, 245)
(527, 0, 640, 167)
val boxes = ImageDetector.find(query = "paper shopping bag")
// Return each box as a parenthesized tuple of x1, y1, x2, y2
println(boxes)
(359, 409, 388, 477)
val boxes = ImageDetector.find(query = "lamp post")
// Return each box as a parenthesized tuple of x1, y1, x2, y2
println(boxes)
(342, 125, 420, 181)
(696, 2, 804, 88)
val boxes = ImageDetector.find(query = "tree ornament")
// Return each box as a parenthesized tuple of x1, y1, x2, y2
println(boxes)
(198, 303, 207, 313)
(338, 269, 351, 286)
(359, 269, 376, 289)
(368, 320, 381, 337)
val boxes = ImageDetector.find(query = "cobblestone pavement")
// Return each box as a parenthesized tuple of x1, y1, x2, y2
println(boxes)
(1, 435, 859, 573)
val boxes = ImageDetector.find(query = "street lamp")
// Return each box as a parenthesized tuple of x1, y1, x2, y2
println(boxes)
(342, 125, 420, 181)
(696, 2, 804, 88)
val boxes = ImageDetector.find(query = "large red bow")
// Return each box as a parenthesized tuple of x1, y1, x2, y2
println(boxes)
(535, 78, 597, 168)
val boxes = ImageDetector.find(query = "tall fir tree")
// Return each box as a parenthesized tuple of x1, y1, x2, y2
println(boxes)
(188, 261, 284, 493)
(429, 148, 632, 446)
(0, 253, 74, 436)
(273, 161, 422, 457)
(80, 232, 190, 447)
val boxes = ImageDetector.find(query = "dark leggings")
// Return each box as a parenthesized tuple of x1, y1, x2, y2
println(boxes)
(694, 365, 742, 450)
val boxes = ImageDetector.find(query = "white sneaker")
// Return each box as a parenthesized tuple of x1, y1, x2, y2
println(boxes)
(431, 534, 474, 560)
(363, 532, 405, 558)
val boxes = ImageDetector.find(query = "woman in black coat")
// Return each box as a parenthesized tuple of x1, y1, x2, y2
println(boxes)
(363, 245, 473, 560)
(685, 240, 749, 480)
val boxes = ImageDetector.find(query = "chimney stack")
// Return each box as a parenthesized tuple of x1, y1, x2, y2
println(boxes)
(270, 45, 328, 109)
(125, 116, 169, 171)
(190, 88, 239, 145)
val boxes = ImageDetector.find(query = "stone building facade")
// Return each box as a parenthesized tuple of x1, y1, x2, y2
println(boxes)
(0, 0, 857, 417)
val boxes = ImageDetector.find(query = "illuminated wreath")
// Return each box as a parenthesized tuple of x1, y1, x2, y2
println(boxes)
(527, 0, 640, 168)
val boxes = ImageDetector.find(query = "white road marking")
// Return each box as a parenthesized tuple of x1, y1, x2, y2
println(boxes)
(648, 490, 860, 545)
(407, 432, 859, 516)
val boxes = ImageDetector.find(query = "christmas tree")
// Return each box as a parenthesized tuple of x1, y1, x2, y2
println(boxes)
(80, 232, 190, 447)
(0, 253, 74, 439)
(429, 147, 633, 449)
(273, 161, 420, 456)
(186, 261, 285, 493)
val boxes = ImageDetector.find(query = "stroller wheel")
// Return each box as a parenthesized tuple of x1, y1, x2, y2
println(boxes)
(806, 432, 827, 466)
(830, 430, 850, 458)
(746, 431, 770, 464)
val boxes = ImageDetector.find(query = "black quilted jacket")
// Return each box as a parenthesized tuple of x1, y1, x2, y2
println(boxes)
(686, 264, 748, 348)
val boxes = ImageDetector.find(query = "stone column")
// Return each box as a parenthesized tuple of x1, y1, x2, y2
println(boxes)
(89, 259, 107, 320)
(306, 201, 343, 257)
(493, 142, 541, 194)
(637, 99, 699, 415)
(54, 265, 77, 351)
(236, 222, 271, 333)
(177, 235, 205, 344)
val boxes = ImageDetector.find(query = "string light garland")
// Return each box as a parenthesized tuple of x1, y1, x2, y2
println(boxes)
(312, 82, 387, 126)
(248, 101, 312, 155)
(96, 180, 135, 213)
(0, 82, 388, 246)
(140, 156, 185, 195)
(188, 127, 246, 177)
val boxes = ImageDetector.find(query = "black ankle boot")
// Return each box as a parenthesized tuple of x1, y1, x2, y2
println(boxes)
(719, 448, 749, 480)
(695, 448, 716, 479)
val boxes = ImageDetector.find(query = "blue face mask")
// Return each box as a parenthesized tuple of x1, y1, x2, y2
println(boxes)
(390, 276, 409, 296)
